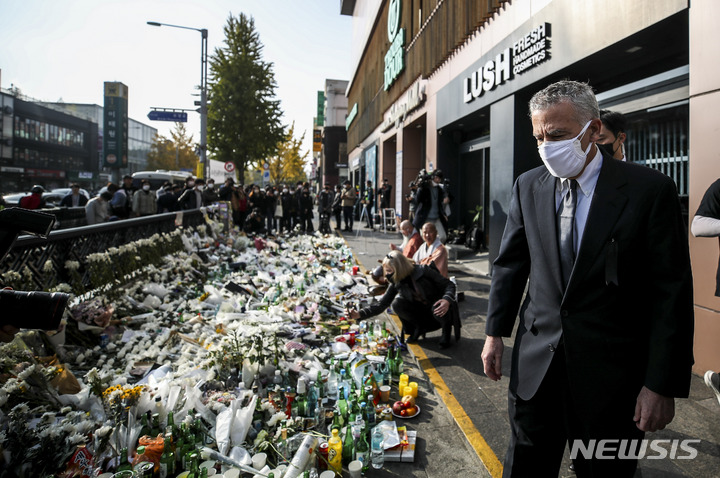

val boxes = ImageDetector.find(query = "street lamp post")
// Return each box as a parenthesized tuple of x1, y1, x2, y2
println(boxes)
(147, 21, 208, 180)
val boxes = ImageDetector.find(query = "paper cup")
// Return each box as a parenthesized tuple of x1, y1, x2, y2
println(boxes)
(223, 469, 240, 478)
(319, 471, 336, 478)
(380, 385, 391, 402)
(201, 460, 217, 476)
(348, 460, 363, 478)
(252, 452, 267, 469)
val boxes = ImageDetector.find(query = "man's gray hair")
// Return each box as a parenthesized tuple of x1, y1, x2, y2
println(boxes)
(529, 80, 600, 124)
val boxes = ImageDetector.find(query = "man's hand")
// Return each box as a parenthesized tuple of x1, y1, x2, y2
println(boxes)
(481, 336, 504, 381)
(634, 386, 675, 432)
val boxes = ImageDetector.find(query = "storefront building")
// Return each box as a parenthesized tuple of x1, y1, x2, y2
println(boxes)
(0, 95, 98, 193)
(342, 0, 720, 373)
(0, 92, 157, 194)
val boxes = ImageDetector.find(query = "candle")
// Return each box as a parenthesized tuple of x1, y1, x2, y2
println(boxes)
(403, 386, 413, 398)
(409, 381, 418, 398)
(398, 377, 408, 395)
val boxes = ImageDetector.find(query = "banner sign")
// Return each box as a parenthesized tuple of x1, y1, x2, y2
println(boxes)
(103, 82, 129, 169)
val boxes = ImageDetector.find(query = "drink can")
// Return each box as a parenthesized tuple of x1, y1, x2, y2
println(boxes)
(112, 472, 135, 478)
(133, 462, 154, 477)
(99, 333, 109, 348)
(318, 442, 329, 471)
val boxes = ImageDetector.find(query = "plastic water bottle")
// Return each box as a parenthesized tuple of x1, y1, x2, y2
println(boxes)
(371, 426, 384, 469)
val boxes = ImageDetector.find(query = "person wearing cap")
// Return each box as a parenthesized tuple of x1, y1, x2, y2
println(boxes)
(19, 185, 46, 210)
(131, 180, 156, 217)
(60, 184, 88, 208)
(413, 169, 450, 243)
(341, 180, 357, 232)
(597, 109, 628, 161)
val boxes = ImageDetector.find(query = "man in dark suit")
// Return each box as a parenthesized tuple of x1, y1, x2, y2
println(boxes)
(481, 80, 694, 477)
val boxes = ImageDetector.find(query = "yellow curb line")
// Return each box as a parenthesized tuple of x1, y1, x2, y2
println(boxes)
(387, 314, 504, 478)
(342, 232, 503, 477)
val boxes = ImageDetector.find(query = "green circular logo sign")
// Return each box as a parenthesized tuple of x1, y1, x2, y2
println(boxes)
(388, 0, 401, 42)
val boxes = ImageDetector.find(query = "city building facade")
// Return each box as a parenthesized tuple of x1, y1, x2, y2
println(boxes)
(0, 89, 156, 195)
(342, 0, 720, 372)
(320, 79, 349, 187)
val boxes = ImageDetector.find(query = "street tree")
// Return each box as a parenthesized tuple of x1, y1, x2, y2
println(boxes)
(208, 13, 285, 175)
(268, 122, 308, 185)
(146, 123, 198, 172)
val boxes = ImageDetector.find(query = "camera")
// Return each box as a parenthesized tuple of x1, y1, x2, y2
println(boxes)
(411, 169, 432, 188)
(0, 290, 69, 330)
(1, 208, 69, 333)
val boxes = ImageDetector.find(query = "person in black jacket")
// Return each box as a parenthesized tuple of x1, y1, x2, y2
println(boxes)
(298, 186, 314, 233)
(59, 184, 88, 208)
(157, 184, 181, 212)
(178, 178, 206, 210)
(243, 207, 266, 235)
(348, 250, 460, 347)
(317, 184, 334, 234)
(264, 186, 278, 234)
(279, 186, 294, 234)
(331, 184, 343, 230)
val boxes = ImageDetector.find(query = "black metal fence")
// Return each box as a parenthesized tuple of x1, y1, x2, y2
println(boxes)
(1, 209, 209, 292)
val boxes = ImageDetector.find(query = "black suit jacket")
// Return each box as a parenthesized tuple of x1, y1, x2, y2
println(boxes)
(486, 152, 694, 411)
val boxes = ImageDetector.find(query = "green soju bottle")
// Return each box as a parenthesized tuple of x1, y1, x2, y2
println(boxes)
(159, 432, 176, 478)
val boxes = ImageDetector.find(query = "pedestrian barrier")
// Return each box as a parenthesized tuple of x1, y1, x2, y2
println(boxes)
(1, 208, 209, 292)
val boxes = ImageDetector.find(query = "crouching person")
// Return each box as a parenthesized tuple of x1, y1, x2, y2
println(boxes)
(348, 250, 461, 348)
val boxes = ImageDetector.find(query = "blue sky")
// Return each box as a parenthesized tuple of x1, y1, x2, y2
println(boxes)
(0, 0, 353, 162)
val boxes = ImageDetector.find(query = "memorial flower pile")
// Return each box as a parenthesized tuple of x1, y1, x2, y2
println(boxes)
(0, 224, 401, 477)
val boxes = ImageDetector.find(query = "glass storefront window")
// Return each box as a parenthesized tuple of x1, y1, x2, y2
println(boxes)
(626, 104, 689, 197)
(13, 115, 86, 148)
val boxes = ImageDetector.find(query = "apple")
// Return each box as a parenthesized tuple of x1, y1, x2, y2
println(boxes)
(401, 395, 415, 408)
(392, 401, 404, 415)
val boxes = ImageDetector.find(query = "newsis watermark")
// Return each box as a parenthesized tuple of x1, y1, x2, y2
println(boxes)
(570, 439, 701, 460)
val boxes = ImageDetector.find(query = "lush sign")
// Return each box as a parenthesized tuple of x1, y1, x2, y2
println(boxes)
(463, 23, 551, 103)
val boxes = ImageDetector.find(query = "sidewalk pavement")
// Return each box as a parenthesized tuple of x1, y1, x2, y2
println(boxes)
(336, 225, 720, 478)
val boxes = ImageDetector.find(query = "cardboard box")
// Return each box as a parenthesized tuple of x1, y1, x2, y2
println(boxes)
(384, 430, 417, 462)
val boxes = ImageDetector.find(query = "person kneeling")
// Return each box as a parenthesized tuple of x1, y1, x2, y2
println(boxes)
(348, 250, 460, 348)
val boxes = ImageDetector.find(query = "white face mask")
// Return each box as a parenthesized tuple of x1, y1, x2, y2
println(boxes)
(187, 181, 195, 188)
(197, 185, 205, 192)
(142, 185, 150, 191)
(538, 120, 593, 178)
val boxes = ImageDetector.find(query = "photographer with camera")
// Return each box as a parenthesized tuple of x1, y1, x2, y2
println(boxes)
(412, 169, 451, 243)
(405, 182, 419, 223)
